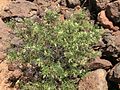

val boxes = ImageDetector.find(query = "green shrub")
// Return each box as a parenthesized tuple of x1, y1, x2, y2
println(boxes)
(7, 10, 102, 90)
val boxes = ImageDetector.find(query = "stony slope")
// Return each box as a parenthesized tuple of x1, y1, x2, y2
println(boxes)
(0, 0, 120, 90)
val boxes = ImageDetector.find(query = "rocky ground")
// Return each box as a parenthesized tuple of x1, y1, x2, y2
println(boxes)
(0, 0, 120, 90)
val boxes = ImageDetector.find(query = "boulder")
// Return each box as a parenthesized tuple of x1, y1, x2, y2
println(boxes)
(60, 8, 73, 19)
(0, 0, 10, 11)
(99, 31, 120, 62)
(47, 2, 60, 12)
(10, 69, 22, 79)
(78, 69, 108, 90)
(0, 1, 38, 18)
(87, 57, 112, 70)
(108, 62, 120, 83)
(0, 52, 6, 60)
(97, 10, 119, 31)
(105, 0, 120, 24)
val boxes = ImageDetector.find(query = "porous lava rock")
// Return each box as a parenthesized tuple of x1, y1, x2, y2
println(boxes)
(0, 1, 38, 18)
(108, 62, 120, 83)
(78, 69, 108, 90)
(105, 0, 120, 25)
(87, 57, 112, 70)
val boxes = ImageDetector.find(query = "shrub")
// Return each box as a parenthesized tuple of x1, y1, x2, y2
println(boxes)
(7, 10, 102, 90)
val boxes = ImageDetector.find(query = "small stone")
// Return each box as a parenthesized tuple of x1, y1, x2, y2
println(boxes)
(66, 0, 80, 8)
(0, 52, 6, 60)
(10, 37, 23, 47)
(0, 0, 10, 11)
(12, 69, 22, 78)
(96, 0, 110, 10)
(59, 0, 67, 6)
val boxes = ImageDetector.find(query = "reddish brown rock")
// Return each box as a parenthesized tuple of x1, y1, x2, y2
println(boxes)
(48, 1, 60, 12)
(87, 57, 112, 70)
(98, 10, 119, 31)
(12, 69, 22, 79)
(0, 1, 38, 18)
(0, 52, 6, 60)
(10, 37, 23, 47)
(108, 62, 120, 83)
(0, 11, 18, 90)
(106, 0, 120, 24)
(78, 69, 108, 90)
(66, 0, 80, 8)
(0, 61, 17, 90)
(100, 31, 120, 62)
(0, 18, 11, 53)
(33, 0, 50, 6)
(96, 0, 110, 10)
(0, 0, 11, 11)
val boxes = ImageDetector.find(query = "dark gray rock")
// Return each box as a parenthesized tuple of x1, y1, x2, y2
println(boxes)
(97, 31, 120, 62)
(108, 62, 120, 83)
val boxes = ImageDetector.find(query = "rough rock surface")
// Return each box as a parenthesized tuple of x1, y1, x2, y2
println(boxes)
(108, 62, 120, 83)
(0, 61, 17, 90)
(78, 69, 108, 90)
(66, 0, 80, 8)
(99, 31, 120, 62)
(87, 57, 112, 70)
(105, 0, 120, 24)
(96, 0, 110, 10)
(0, 0, 120, 90)
(0, 18, 17, 89)
(0, 52, 6, 61)
(97, 10, 119, 31)
(0, 0, 11, 11)
(0, 1, 38, 18)
(0, 18, 11, 62)
(0, 5, 22, 88)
